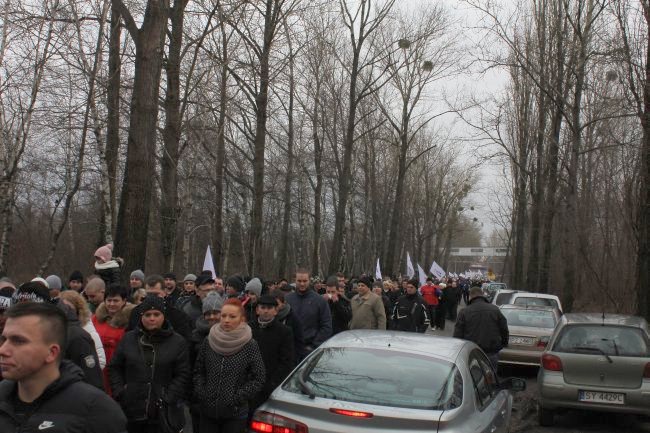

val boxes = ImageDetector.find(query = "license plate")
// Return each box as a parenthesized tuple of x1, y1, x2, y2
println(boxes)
(578, 390, 625, 405)
(509, 336, 535, 345)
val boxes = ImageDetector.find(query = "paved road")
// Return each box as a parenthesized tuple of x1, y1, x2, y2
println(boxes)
(432, 312, 650, 433)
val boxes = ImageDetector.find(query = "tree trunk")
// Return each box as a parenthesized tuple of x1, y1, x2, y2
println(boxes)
(114, 0, 169, 272)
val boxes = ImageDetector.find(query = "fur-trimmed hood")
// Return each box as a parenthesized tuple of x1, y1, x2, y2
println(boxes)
(94, 302, 135, 328)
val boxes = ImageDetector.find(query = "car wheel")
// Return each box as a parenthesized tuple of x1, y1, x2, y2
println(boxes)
(538, 404, 554, 427)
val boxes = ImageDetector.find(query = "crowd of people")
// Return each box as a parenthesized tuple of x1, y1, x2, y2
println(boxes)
(0, 243, 498, 433)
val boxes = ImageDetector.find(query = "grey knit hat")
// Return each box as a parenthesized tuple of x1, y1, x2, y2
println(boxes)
(183, 274, 197, 282)
(130, 269, 145, 282)
(45, 275, 62, 291)
(245, 277, 262, 297)
(202, 291, 223, 313)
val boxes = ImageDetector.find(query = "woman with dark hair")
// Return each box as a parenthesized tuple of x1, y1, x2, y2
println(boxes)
(108, 295, 190, 433)
(193, 298, 265, 433)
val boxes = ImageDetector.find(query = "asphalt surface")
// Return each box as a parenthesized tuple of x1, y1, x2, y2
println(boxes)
(431, 310, 650, 433)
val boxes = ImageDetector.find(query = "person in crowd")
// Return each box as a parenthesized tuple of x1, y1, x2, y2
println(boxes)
(46, 274, 63, 299)
(286, 268, 332, 360)
(130, 269, 145, 295)
(225, 275, 246, 299)
(164, 272, 181, 306)
(276, 278, 289, 292)
(68, 270, 84, 292)
(0, 302, 127, 432)
(372, 281, 392, 324)
(84, 276, 106, 314)
(92, 284, 135, 394)
(435, 282, 447, 330)
(181, 273, 197, 297)
(179, 273, 217, 323)
(454, 286, 509, 370)
(385, 280, 401, 305)
(244, 277, 262, 320)
(0, 287, 11, 380)
(127, 275, 193, 341)
(419, 276, 439, 330)
(323, 275, 351, 335)
(349, 276, 386, 330)
(94, 243, 122, 288)
(214, 276, 225, 298)
(336, 272, 347, 291)
(131, 288, 146, 305)
(392, 278, 429, 333)
(109, 294, 190, 433)
(193, 298, 265, 433)
(0, 277, 16, 293)
(459, 278, 470, 305)
(446, 280, 460, 321)
(271, 289, 303, 364)
(249, 295, 294, 412)
(59, 290, 107, 370)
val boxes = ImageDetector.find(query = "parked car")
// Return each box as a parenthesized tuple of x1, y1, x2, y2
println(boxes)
(482, 282, 508, 303)
(492, 289, 521, 306)
(498, 305, 561, 366)
(509, 292, 563, 313)
(250, 330, 526, 433)
(537, 313, 650, 426)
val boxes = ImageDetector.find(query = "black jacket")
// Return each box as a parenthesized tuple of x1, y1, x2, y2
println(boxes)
(0, 361, 126, 433)
(453, 296, 509, 353)
(193, 338, 265, 420)
(285, 289, 332, 350)
(250, 318, 295, 407)
(177, 294, 202, 323)
(64, 314, 104, 390)
(391, 293, 429, 333)
(276, 304, 304, 364)
(327, 296, 351, 335)
(108, 321, 190, 423)
(127, 301, 193, 341)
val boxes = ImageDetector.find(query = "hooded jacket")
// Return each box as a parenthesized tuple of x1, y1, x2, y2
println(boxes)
(108, 320, 190, 423)
(0, 361, 126, 433)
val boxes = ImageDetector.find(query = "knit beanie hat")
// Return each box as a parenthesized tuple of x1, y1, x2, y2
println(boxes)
(12, 282, 51, 304)
(140, 294, 166, 315)
(183, 274, 197, 282)
(202, 291, 224, 313)
(226, 275, 245, 293)
(45, 275, 62, 291)
(94, 243, 113, 262)
(130, 269, 145, 282)
(68, 270, 83, 283)
(357, 275, 373, 289)
(245, 277, 262, 297)
(325, 275, 338, 287)
(0, 287, 12, 310)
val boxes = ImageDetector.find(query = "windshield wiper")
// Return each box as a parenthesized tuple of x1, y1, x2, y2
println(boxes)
(601, 338, 619, 356)
(572, 345, 613, 363)
(298, 369, 316, 399)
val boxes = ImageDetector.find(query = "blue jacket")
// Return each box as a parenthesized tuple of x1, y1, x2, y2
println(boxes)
(285, 289, 332, 351)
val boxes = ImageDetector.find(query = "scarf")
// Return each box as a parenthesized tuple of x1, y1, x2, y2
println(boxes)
(208, 322, 252, 356)
(257, 317, 274, 328)
(277, 303, 291, 321)
(95, 260, 120, 270)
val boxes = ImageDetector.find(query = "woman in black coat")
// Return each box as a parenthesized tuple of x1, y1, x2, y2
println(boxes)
(194, 298, 265, 433)
(108, 295, 190, 433)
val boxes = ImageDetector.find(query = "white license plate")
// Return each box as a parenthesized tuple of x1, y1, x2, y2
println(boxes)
(578, 390, 625, 405)
(509, 336, 535, 345)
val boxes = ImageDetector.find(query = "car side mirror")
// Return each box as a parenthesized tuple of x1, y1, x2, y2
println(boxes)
(500, 377, 526, 392)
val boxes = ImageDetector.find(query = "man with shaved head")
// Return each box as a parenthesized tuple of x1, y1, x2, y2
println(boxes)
(0, 302, 126, 432)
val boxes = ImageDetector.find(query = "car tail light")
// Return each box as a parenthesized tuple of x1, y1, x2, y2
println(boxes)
(329, 408, 374, 418)
(644, 362, 650, 379)
(541, 353, 563, 371)
(250, 411, 308, 433)
(537, 336, 550, 348)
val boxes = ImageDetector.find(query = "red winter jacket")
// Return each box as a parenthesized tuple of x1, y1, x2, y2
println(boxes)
(420, 284, 439, 306)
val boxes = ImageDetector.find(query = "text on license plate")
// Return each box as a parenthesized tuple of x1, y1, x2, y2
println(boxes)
(509, 336, 535, 345)
(578, 390, 625, 405)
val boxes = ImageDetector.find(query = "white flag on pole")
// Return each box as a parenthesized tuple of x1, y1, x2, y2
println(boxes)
(375, 258, 382, 281)
(406, 252, 415, 278)
(417, 263, 427, 288)
(203, 245, 216, 279)
(429, 260, 446, 279)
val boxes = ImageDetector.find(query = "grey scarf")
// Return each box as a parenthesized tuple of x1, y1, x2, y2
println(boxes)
(208, 322, 252, 356)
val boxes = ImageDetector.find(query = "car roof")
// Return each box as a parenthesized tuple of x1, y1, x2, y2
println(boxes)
(500, 304, 557, 312)
(561, 313, 648, 328)
(512, 292, 558, 299)
(320, 330, 468, 361)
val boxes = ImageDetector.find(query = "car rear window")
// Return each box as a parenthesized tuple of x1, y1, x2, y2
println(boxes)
(283, 347, 462, 410)
(494, 292, 514, 306)
(501, 308, 556, 328)
(554, 325, 650, 357)
(513, 296, 559, 309)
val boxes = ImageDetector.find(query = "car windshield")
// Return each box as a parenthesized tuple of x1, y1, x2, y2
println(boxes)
(513, 296, 559, 309)
(494, 292, 514, 306)
(283, 347, 462, 410)
(501, 308, 556, 328)
(554, 325, 650, 357)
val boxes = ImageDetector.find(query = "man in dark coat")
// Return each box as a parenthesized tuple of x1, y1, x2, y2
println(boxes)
(324, 275, 351, 335)
(249, 295, 294, 411)
(454, 286, 509, 370)
(272, 289, 304, 365)
(391, 279, 429, 333)
(0, 302, 126, 433)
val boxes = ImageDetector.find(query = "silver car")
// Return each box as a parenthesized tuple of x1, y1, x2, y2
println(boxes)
(537, 313, 650, 426)
(250, 330, 525, 433)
